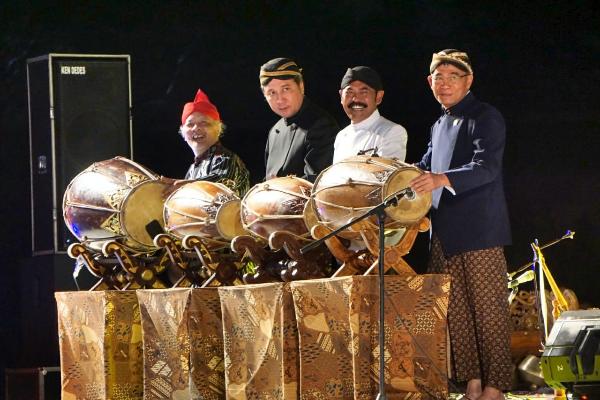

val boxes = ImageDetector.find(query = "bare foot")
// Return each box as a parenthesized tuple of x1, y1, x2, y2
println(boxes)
(476, 386, 505, 400)
(464, 379, 482, 399)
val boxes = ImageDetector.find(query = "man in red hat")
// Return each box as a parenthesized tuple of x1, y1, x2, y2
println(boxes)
(180, 89, 250, 195)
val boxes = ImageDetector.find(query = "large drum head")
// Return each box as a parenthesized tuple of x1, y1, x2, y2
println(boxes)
(215, 199, 246, 240)
(382, 167, 432, 225)
(163, 180, 239, 241)
(122, 180, 171, 249)
(241, 176, 312, 241)
(302, 199, 319, 233)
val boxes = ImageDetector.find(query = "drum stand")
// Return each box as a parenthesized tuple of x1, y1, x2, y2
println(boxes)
(268, 231, 333, 281)
(102, 242, 168, 289)
(182, 235, 244, 287)
(67, 242, 169, 290)
(153, 233, 246, 287)
(301, 187, 418, 399)
(68, 243, 125, 290)
(153, 234, 209, 287)
(309, 216, 428, 278)
(231, 235, 288, 284)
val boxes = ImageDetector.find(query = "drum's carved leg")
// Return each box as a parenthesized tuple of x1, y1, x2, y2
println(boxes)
(102, 241, 167, 289)
(183, 235, 241, 287)
(67, 243, 122, 290)
(231, 235, 285, 284)
(363, 217, 430, 276)
(269, 231, 329, 281)
(155, 234, 208, 287)
(311, 225, 373, 277)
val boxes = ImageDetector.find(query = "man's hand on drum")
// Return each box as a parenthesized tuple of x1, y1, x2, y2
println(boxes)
(410, 172, 451, 194)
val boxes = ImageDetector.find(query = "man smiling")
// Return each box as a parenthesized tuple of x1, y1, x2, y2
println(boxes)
(333, 66, 407, 163)
(410, 49, 512, 400)
(180, 89, 250, 196)
(260, 57, 339, 181)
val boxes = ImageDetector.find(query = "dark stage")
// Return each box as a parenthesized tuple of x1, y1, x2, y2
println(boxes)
(0, 2, 598, 398)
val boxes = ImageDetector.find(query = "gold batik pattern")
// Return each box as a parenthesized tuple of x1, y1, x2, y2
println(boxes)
(291, 277, 356, 400)
(104, 291, 144, 399)
(218, 282, 298, 400)
(189, 288, 226, 399)
(350, 275, 450, 400)
(137, 288, 191, 399)
(55, 291, 143, 400)
(291, 275, 450, 400)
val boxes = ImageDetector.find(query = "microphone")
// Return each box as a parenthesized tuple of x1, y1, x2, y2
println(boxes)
(508, 269, 535, 289)
(384, 187, 415, 206)
(403, 187, 416, 200)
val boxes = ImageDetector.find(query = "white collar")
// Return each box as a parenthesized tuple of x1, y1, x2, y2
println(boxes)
(350, 109, 380, 129)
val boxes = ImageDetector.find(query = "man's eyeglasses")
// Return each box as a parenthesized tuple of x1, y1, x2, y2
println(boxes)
(431, 74, 470, 85)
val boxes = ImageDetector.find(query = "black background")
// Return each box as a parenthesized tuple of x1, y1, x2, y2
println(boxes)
(1, 1, 599, 393)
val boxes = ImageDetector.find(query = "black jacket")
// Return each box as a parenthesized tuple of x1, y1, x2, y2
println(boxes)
(265, 97, 339, 182)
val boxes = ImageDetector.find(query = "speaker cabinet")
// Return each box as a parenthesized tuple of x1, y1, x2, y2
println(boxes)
(27, 54, 133, 255)
(4, 367, 60, 400)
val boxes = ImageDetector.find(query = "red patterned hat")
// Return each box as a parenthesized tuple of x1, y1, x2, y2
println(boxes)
(181, 89, 220, 124)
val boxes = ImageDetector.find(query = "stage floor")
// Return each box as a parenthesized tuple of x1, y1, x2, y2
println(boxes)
(450, 392, 555, 399)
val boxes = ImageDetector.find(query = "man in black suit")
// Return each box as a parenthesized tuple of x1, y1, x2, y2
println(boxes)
(260, 57, 339, 182)
(411, 49, 512, 400)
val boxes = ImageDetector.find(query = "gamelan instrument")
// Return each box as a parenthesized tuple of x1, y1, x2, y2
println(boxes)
(310, 155, 431, 240)
(241, 176, 313, 241)
(63, 156, 173, 253)
(163, 180, 245, 245)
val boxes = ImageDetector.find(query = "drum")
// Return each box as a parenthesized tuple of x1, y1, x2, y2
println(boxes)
(310, 155, 431, 240)
(63, 156, 172, 252)
(241, 176, 313, 241)
(163, 180, 245, 243)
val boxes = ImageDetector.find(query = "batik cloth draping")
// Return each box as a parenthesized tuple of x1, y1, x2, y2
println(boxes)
(137, 288, 191, 399)
(56, 290, 143, 400)
(218, 282, 299, 400)
(291, 274, 450, 400)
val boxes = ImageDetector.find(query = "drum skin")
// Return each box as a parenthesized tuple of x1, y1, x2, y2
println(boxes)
(310, 155, 431, 239)
(163, 180, 239, 240)
(241, 176, 312, 241)
(63, 156, 172, 252)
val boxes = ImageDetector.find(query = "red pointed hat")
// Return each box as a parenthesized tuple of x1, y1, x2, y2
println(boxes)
(181, 89, 220, 124)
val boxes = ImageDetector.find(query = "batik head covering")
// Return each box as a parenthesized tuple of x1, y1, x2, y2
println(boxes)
(430, 49, 473, 74)
(259, 57, 303, 86)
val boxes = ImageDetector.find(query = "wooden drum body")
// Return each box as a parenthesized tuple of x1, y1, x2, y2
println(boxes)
(241, 176, 313, 241)
(63, 156, 171, 252)
(163, 180, 244, 243)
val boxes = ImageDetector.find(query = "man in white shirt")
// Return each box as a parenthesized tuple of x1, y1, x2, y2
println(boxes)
(333, 66, 408, 163)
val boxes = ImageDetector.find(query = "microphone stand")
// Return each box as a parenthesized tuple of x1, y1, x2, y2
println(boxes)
(301, 187, 414, 399)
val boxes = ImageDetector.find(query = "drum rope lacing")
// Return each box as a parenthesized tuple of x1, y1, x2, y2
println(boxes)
(63, 201, 120, 212)
(241, 182, 313, 240)
(164, 201, 224, 221)
(311, 180, 383, 211)
(241, 184, 310, 222)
